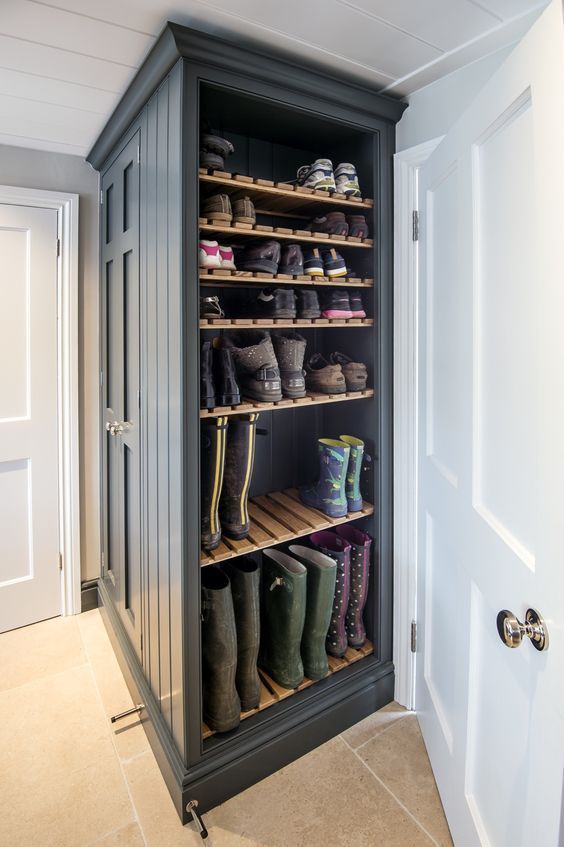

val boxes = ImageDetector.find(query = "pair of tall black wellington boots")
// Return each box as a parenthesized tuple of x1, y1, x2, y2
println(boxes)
(200, 413, 259, 551)
(260, 545, 337, 688)
(201, 559, 261, 732)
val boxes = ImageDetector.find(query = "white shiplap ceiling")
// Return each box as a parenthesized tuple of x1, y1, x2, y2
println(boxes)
(0, 0, 549, 158)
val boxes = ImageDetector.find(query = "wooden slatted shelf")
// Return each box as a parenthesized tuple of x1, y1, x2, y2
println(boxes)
(201, 487, 374, 565)
(200, 318, 374, 329)
(200, 388, 374, 418)
(199, 223, 373, 249)
(199, 271, 374, 288)
(199, 169, 374, 213)
(202, 639, 375, 739)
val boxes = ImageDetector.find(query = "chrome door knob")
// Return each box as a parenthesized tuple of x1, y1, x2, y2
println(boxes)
(496, 608, 548, 651)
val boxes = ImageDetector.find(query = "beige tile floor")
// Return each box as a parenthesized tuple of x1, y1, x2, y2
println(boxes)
(0, 611, 453, 847)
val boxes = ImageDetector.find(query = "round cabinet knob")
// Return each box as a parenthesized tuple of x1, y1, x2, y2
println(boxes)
(496, 608, 549, 652)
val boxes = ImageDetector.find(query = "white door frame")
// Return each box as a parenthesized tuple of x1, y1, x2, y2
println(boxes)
(393, 138, 442, 708)
(0, 185, 81, 616)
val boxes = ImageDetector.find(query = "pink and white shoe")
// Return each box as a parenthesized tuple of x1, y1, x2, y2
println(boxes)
(321, 289, 353, 319)
(199, 239, 221, 269)
(218, 245, 236, 270)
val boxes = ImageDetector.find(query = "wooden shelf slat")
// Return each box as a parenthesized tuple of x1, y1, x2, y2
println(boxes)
(200, 318, 374, 329)
(201, 488, 374, 565)
(202, 640, 375, 739)
(200, 388, 374, 419)
(199, 271, 374, 288)
(200, 171, 374, 213)
(200, 223, 373, 249)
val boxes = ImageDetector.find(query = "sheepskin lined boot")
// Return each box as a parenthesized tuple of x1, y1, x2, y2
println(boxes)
(224, 331, 282, 402)
(272, 332, 307, 398)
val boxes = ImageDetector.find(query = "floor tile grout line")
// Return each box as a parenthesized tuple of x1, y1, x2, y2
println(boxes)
(336, 736, 441, 847)
(77, 612, 150, 847)
(342, 709, 414, 752)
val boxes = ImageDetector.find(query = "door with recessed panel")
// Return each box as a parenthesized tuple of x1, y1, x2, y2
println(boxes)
(101, 132, 142, 659)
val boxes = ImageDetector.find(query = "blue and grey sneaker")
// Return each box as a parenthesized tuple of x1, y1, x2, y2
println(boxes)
(322, 248, 348, 279)
(334, 163, 361, 197)
(303, 247, 325, 277)
(296, 159, 336, 192)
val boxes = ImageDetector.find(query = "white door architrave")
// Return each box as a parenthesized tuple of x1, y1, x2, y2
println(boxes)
(0, 185, 80, 621)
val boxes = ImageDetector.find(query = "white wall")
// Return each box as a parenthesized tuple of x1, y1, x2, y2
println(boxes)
(397, 46, 513, 152)
(0, 144, 100, 583)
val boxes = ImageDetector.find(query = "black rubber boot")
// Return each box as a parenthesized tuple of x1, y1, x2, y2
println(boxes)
(219, 413, 259, 539)
(200, 416, 227, 551)
(201, 567, 241, 733)
(201, 340, 215, 410)
(288, 544, 336, 680)
(271, 332, 307, 398)
(260, 549, 307, 689)
(213, 340, 241, 406)
(224, 558, 261, 710)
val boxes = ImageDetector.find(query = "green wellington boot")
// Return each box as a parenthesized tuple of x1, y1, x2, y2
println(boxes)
(339, 435, 365, 512)
(223, 558, 261, 711)
(219, 413, 259, 539)
(200, 416, 228, 550)
(260, 549, 307, 689)
(288, 544, 336, 680)
(201, 567, 241, 733)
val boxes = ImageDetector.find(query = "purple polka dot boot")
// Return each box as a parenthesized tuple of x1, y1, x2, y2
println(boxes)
(309, 530, 351, 657)
(336, 524, 372, 649)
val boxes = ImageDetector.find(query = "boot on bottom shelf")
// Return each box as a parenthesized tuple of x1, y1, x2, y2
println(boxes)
(201, 567, 241, 733)
(299, 438, 350, 518)
(200, 416, 228, 551)
(260, 549, 307, 689)
(223, 558, 261, 711)
(336, 525, 372, 649)
(271, 332, 307, 398)
(219, 413, 259, 540)
(310, 530, 351, 658)
(339, 435, 365, 512)
(288, 545, 336, 680)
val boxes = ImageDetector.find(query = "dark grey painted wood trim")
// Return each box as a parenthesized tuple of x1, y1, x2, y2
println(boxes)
(87, 22, 406, 168)
(81, 580, 99, 612)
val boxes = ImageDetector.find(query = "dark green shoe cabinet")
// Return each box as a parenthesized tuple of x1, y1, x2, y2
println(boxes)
(88, 23, 405, 825)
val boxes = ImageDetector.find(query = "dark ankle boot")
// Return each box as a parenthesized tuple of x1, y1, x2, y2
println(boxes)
(299, 439, 350, 518)
(224, 331, 283, 402)
(200, 417, 228, 551)
(201, 567, 240, 732)
(260, 549, 307, 688)
(219, 413, 258, 539)
(213, 340, 240, 406)
(288, 544, 336, 680)
(336, 525, 372, 649)
(310, 530, 351, 657)
(297, 289, 320, 319)
(339, 435, 364, 512)
(271, 332, 307, 398)
(201, 341, 215, 410)
(223, 558, 261, 710)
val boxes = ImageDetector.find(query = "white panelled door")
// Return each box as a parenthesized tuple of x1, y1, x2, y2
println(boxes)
(0, 203, 60, 632)
(417, 2, 564, 845)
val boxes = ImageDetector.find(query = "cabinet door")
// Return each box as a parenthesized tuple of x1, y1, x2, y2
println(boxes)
(101, 131, 142, 660)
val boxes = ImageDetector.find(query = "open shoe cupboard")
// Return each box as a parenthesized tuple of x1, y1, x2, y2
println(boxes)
(87, 23, 406, 828)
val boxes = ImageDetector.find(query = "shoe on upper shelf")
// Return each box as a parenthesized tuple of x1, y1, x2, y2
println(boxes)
(237, 239, 281, 274)
(303, 248, 324, 277)
(202, 193, 232, 223)
(279, 243, 304, 276)
(297, 289, 320, 319)
(255, 287, 297, 320)
(346, 215, 369, 239)
(296, 159, 336, 192)
(305, 353, 346, 395)
(200, 133, 234, 170)
(329, 352, 368, 392)
(200, 239, 222, 269)
(321, 248, 348, 279)
(348, 291, 366, 318)
(233, 196, 256, 225)
(307, 211, 349, 237)
(334, 163, 362, 197)
(200, 295, 225, 320)
(321, 289, 353, 319)
(218, 245, 236, 270)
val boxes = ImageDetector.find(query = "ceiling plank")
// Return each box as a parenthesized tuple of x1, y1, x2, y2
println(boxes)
(0, 67, 117, 114)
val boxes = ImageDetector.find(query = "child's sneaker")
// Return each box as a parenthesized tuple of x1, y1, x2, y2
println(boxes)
(322, 248, 348, 279)
(199, 239, 221, 269)
(296, 159, 336, 192)
(303, 247, 325, 277)
(334, 163, 361, 197)
(218, 245, 236, 270)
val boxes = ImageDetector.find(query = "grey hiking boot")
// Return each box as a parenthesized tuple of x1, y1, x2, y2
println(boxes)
(272, 332, 307, 398)
(329, 352, 367, 391)
(305, 353, 346, 395)
(224, 331, 283, 402)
